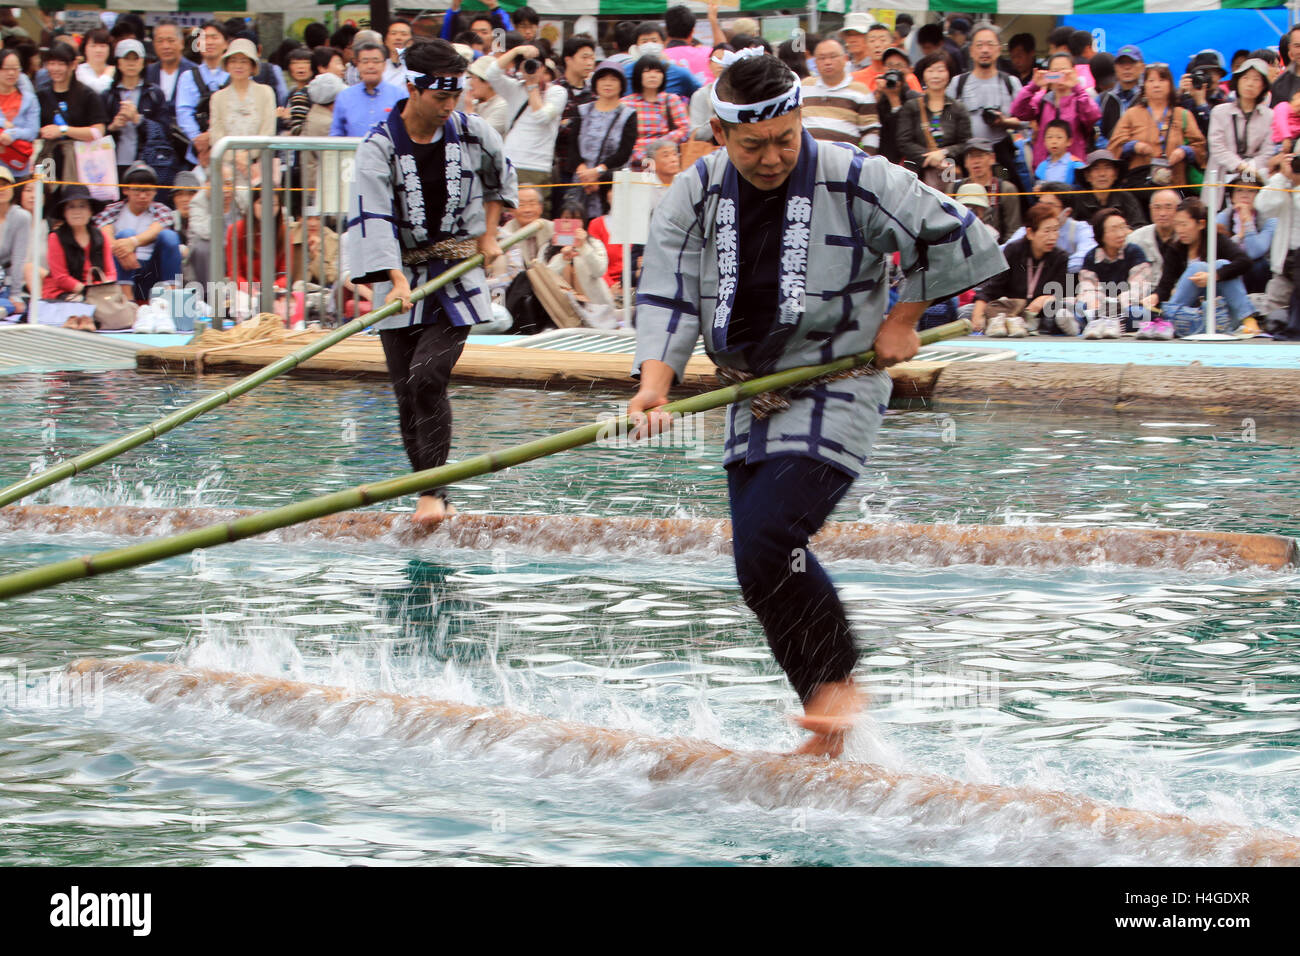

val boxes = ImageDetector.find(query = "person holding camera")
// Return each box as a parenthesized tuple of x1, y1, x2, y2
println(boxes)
(1178, 50, 1228, 135)
(947, 24, 1025, 191)
(1011, 53, 1099, 171)
(1108, 63, 1205, 190)
(896, 53, 971, 192)
(482, 43, 569, 185)
(872, 47, 920, 164)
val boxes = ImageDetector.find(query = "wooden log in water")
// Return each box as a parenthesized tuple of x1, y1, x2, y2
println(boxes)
(4, 505, 1295, 570)
(65, 657, 1300, 866)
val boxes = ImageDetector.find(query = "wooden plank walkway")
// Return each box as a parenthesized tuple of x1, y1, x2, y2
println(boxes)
(134, 333, 947, 398)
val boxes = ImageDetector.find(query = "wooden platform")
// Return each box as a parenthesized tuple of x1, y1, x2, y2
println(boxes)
(134, 333, 947, 399)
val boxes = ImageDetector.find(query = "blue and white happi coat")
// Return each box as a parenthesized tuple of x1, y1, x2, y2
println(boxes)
(632, 132, 1006, 478)
(346, 107, 518, 331)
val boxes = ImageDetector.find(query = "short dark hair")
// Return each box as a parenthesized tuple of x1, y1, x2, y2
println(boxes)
(1048, 26, 1075, 49)
(562, 34, 596, 65)
(387, 18, 411, 32)
(613, 21, 639, 54)
(1024, 204, 1058, 233)
(1008, 33, 1036, 56)
(330, 26, 358, 50)
(727, 34, 772, 55)
(631, 54, 669, 95)
(81, 28, 113, 61)
(1089, 52, 1115, 87)
(635, 21, 664, 43)
(203, 20, 230, 41)
(665, 5, 695, 40)
(1090, 206, 1125, 238)
(1043, 119, 1072, 139)
(454, 31, 481, 49)
(469, 13, 494, 29)
(44, 41, 76, 66)
(1036, 180, 1075, 211)
(310, 46, 342, 74)
(514, 5, 540, 27)
(777, 39, 810, 79)
(913, 52, 952, 82)
(1139, 63, 1176, 106)
(917, 23, 944, 47)
(713, 53, 797, 128)
(404, 38, 466, 78)
(1068, 29, 1093, 57)
(304, 23, 328, 48)
(867, 23, 891, 36)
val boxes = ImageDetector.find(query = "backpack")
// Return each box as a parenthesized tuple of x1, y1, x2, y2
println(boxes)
(953, 71, 1017, 103)
(190, 66, 230, 133)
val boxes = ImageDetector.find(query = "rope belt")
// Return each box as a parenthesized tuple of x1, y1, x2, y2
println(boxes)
(402, 236, 481, 266)
(714, 364, 881, 420)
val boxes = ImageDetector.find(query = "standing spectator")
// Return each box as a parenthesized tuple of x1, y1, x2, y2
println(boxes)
(300, 70, 344, 208)
(483, 44, 568, 186)
(551, 34, 597, 217)
(1210, 58, 1276, 182)
(839, 13, 875, 74)
(874, 46, 920, 164)
(77, 29, 116, 95)
(1109, 64, 1206, 190)
(209, 38, 276, 169)
(1149, 197, 1258, 336)
(439, 0, 513, 43)
(972, 203, 1067, 336)
(948, 25, 1024, 190)
(1035, 120, 1087, 185)
(330, 42, 401, 138)
(623, 22, 700, 99)
(513, 6, 541, 44)
(663, 5, 711, 82)
(621, 55, 689, 168)
(102, 39, 177, 190)
(854, 21, 920, 92)
(1128, 189, 1182, 294)
(960, 139, 1020, 241)
(1218, 176, 1276, 294)
(0, 165, 30, 318)
(283, 48, 314, 135)
(895, 53, 970, 192)
(1072, 151, 1146, 230)
(175, 22, 230, 170)
(304, 24, 329, 50)
(93, 163, 183, 302)
(1006, 33, 1037, 89)
(1012, 53, 1100, 168)
(1100, 45, 1144, 144)
(560, 60, 636, 218)
(945, 18, 972, 75)
(146, 20, 188, 142)
(1179, 50, 1228, 135)
(1270, 26, 1300, 107)
(1066, 29, 1096, 92)
(0, 49, 38, 175)
(467, 57, 509, 140)
(689, 43, 731, 138)
(384, 19, 413, 92)
(802, 37, 879, 153)
(1078, 207, 1152, 338)
(605, 22, 640, 71)
(36, 43, 108, 187)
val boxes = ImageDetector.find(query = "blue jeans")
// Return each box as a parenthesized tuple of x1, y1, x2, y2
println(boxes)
(1167, 259, 1254, 322)
(113, 228, 183, 303)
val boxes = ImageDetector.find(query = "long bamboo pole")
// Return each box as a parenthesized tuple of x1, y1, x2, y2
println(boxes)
(0, 320, 970, 601)
(0, 222, 545, 510)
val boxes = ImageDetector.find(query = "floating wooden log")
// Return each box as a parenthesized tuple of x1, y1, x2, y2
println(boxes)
(66, 658, 1300, 866)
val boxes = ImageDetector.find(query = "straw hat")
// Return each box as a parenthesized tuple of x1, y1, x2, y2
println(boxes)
(222, 38, 259, 70)
(954, 182, 989, 209)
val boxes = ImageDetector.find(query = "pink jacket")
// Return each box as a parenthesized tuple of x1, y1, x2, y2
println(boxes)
(1271, 101, 1300, 144)
(1011, 83, 1102, 167)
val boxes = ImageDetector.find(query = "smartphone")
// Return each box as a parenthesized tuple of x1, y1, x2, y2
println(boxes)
(1045, 71, 1063, 83)
(553, 218, 581, 246)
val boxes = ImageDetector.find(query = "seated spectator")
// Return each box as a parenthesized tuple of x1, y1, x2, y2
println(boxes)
(1217, 177, 1275, 294)
(1254, 155, 1300, 335)
(1128, 189, 1181, 293)
(0, 165, 29, 318)
(1210, 58, 1277, 181)
(621, 55, 689, 168)
(287, 216, 340, 286)
(1072, 151, 1146, 231)
(954, 183, 999, 242)
(802, 37, 879, 152)
(1003, 183, 1096, 272)
(1109, 64, 1206, 190)
(94, 163, 183, 303)
(586, 212, 624, 300)
(559, 60, 637, 219)
(1011, 53, 1099, 169)
(1148, 197, 1259, 336)
(170, 171, 201, 286)
(1034, 120, 1086, 185)
(489, 186, 553, 291)
(895, 53, 970, 191)
(545, 199, 615, 326)
(1078, 207, 1152, 338)
(0, 49, 37, 174)
(972, 200, 1068, 337)
(42, 186, 115, 305)
(959, 139, 1019, 242)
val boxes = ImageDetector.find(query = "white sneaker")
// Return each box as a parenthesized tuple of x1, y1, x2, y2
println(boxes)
(1082, 315, 1104, 339)
(1102, 317, 1122, 338)
(1005, 314, 1028, 337)
(153, 310, 176, 334)
(1054, 312, 1081, 336)
(131, 307, 157, 333)
(985, 314, 1008, 337)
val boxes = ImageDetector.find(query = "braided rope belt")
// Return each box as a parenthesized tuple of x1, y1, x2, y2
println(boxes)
(402, 236, 481, 266)
(714, 364, 881, 420)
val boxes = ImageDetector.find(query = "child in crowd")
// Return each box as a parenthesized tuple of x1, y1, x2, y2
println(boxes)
(1271, 90, 1300, 153)
(1034, 120, 1087, 185)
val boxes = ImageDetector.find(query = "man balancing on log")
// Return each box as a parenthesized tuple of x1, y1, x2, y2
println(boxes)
(347, 38, 517, 523)
(628, 51, 1005, 757)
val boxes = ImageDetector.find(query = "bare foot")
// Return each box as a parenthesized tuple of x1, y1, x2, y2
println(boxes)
(412, 496, 457, 525)
(790, 679, 863, 759)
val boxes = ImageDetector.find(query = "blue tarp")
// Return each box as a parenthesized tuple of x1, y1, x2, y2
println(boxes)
(1062, 9, 1290, 74)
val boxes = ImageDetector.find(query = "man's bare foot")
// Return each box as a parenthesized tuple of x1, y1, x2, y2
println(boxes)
(412, 496, 457, 524)
(791, 679, 863, 758)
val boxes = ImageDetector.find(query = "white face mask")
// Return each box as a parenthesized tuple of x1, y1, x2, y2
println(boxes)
(637, 42, 663, 59)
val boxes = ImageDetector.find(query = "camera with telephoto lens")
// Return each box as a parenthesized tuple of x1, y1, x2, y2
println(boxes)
(521, 58, 541, 75)
(883, 69, 904, 89)
(1191, 70, 1210, 90)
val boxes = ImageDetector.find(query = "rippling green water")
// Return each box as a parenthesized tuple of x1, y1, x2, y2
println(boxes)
(1, 370, 1298, 865)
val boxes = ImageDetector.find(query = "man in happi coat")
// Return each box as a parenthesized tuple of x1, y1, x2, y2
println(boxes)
(629, 52, 1005, 757)
(347, 38, 516, 523)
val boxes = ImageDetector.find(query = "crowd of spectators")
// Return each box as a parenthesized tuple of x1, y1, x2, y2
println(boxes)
(2, 6, 1299, 340)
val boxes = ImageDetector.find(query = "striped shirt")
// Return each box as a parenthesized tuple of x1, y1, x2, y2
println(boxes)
(800, 74, 880, 154)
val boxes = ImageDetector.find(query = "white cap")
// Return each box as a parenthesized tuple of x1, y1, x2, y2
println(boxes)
(115, 38, 145, 60)
(841, 13, 876, 35)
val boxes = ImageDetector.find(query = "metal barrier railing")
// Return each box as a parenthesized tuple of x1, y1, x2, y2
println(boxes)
(209, 135, 362, 329)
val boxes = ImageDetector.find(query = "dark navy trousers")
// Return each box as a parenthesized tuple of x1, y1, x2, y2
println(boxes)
(727, 456, 860, 704)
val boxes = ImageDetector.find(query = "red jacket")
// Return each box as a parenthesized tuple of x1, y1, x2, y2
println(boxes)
(43, 229, 116, 300)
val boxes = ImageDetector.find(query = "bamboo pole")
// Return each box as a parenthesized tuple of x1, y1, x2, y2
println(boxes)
(0, 321, 971, 600)
(0, 222, 545, 510)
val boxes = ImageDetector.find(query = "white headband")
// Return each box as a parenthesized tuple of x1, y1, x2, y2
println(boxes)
(710, 67, 802, 124)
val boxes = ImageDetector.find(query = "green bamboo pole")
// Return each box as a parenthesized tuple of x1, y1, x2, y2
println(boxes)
(0, 222, 545, 509)
(0, 320, 971, 601)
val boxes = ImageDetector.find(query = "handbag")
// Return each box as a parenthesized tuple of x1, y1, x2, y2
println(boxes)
(82, 268, 138, 331)
(0, 137, 31, 171)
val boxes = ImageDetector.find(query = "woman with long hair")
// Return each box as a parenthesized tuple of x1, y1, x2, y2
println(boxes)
(1149, 197, 1259, 336)
(42, 186, 116, 329)
(621, 54, 689, 167)
(0, 49, 38, 176)
(1108, 63, 1207, 189)
(102, 40, 177, 189)
(895, 53, 971, 192)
